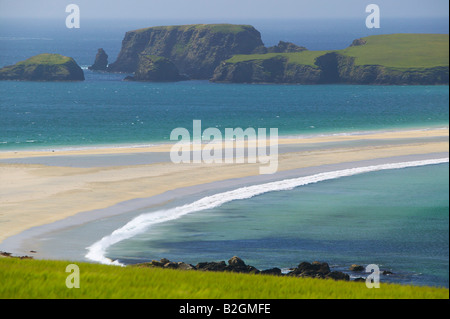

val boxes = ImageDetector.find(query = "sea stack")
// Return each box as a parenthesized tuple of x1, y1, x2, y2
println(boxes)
(88, 48, 109, 71)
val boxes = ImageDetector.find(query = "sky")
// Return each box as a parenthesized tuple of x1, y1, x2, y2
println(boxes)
(0, 0, 449, 20)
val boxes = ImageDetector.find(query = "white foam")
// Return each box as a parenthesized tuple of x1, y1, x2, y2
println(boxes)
(85, 158, 449, 266)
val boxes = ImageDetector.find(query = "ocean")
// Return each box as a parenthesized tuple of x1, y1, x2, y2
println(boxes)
(0, 18, 448, 287)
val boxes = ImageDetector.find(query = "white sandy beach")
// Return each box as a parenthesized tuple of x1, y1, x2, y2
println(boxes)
(0, 128, 448, 251)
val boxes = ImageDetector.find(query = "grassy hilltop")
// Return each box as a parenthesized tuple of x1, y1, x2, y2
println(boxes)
(341, 33, 449, 69)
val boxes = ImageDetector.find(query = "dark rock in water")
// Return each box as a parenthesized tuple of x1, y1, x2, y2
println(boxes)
(177, 262, 195, 271)
(225, 256, 260, 274)
(287, 261, 332, 279)
(228, 256, 246, 268)
(88, 48, 109, 71)
(260, 268, 282, 276)
(126, 55, 186, 82)
(353, 277, 366, 282)
(196, 261, 227, 272)
(164, 261, 179, 269)
(326, 271, 350, 281)
(0, 53, 84, 81)
(349, 264, 365, 272)
(383, 270, 394, 275)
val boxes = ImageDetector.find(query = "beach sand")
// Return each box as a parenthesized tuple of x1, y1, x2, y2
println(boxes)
(0, 128, 448, 249)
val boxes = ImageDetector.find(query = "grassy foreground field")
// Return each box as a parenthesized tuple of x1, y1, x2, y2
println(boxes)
(1, 258, 448, 299)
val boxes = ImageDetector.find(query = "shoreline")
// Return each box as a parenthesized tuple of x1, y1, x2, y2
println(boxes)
(0, 125, 447, 159)
(0, 127, 448, 265)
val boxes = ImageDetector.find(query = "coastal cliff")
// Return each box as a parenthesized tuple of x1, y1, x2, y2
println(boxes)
(108, 24, 265, 79)
(212, 34, 449, 85)
(124, 54, 186, 82)
(0, 53, 84, 81)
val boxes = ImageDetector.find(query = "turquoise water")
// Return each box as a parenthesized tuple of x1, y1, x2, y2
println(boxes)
(107, 164, 449, 287)
(0, 75, 448, 150)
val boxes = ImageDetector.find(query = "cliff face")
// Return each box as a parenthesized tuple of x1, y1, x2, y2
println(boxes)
(335, 54, 449, 85)
(124, 55, 186, 82)
(108, 24, 265, 79)
(212, 56, 321, 84)
(0, 54, 84, 81)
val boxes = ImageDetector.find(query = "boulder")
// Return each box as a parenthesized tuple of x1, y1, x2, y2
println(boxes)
(349, 264, 365, 272)
(326, 271, 350, 281)
(228, 256, 246, 267)
(260, 268, 282, 276)
(195, 261, 227, 272)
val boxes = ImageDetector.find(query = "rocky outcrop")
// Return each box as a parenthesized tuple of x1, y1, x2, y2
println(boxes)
(267, 41, 307, 53)
(286, 261, 350, 281)
(124, 54, 186, 82)
(0, 54, 84, 81)
(88, 48, 108, 71)
(108, 24, 265, 79)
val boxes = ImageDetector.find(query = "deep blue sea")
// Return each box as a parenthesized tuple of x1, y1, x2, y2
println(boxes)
(0, 18, 448, 287)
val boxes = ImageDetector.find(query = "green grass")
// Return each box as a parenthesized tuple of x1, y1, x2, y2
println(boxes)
(16, 53, 73, 66)
(226, 51, 330, 67)
(341, 34, 449, 69)
(133, 24, 253, 35)
(0, 258, 448, 299)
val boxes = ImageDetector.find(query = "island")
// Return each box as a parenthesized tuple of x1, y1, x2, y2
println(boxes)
(0, 53, 85, 81)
